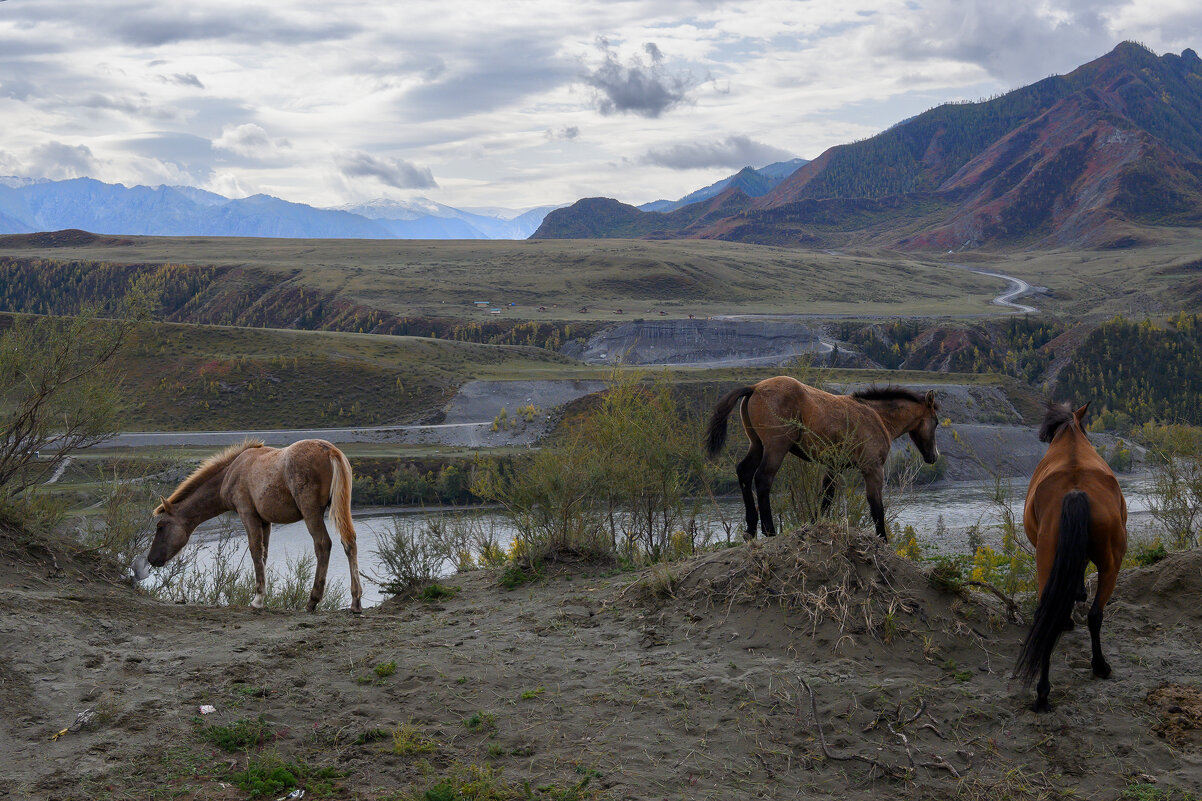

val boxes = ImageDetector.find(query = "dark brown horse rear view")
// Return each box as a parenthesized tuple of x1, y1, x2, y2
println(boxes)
(1016, 402, 1127, 711)
(705, 377, 941, 540)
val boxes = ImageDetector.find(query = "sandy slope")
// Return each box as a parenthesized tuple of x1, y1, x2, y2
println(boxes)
(1, 525, 1199, 800)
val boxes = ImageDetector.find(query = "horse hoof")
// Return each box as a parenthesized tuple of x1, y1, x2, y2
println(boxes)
(351, 601, 362, 615)
(1031, 698, 1052, 713)
(1093, 660, 1112, 679)
(306, 601, 318, 613)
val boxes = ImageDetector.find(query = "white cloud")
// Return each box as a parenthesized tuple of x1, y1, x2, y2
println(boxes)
(213, 123, 290, 160)
(27, 141, 98, 180)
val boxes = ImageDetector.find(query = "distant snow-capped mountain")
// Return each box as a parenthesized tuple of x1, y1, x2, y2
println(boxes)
(332, 198, 564, 239)
(0, 177, 560, 240)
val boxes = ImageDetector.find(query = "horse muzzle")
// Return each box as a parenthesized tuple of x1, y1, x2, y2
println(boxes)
(133, 552, 154, 579)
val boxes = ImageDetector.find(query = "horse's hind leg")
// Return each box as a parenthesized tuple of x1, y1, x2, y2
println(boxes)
(736, 442, 763, 539)
(754, 446, 788, 537)
(343, 532, 363, 614)
(1089, 565, 1118, 679)
(301, 509, 333, 613)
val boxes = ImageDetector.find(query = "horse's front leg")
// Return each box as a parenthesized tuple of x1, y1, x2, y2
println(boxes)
(239, 512, 269, 610)
(819, 471, 837, 517)
(862, 465, 888, 540)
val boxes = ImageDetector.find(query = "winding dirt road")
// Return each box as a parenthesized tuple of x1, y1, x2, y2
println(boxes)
(955, 264, 1040, 314)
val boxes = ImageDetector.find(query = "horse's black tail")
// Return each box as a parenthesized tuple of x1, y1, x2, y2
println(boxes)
(706, 386, 755, 457)
(1016, 490, 1091, 685)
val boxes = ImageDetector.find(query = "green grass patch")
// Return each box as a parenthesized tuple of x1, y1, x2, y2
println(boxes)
(419, 583, 460, 602)
(374, 660, 398, 678)
(392, 722, 439, 756)
(1121, 783, 1200, 801)
(463, 711, 497, 733)
(228, 753, 345, 799)
(199, 715, 271, 751)
(498, 563, 538, 590)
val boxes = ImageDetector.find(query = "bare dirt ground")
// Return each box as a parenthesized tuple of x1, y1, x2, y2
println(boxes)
(2, 524, 1200, 800)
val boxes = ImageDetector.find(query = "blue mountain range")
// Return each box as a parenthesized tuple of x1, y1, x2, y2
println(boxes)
(0, 177, 560, 240)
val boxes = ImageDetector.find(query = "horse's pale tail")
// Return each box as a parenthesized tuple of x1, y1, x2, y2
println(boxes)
(1016, 490, 1090, 684)
(706, 386, 755, 456)
(328, 447, 363, 613)
(328, 448, 356, 547)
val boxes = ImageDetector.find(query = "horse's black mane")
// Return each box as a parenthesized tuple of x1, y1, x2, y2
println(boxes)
(852, 385, 925, 404)
(1039, 401, 1076, 443)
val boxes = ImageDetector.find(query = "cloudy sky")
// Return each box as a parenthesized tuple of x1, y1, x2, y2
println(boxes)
(2, 0, 1200, 210)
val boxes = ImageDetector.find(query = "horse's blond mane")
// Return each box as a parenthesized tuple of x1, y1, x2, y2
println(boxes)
(155, 438, 265, 514)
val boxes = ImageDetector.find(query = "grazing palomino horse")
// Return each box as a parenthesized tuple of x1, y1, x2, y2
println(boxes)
(1016, 402, 1127, 712)
(145, 438, 363, 613)
(706, 378, 940, 540)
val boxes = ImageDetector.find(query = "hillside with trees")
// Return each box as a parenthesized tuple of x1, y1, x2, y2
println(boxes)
(535, 43, 1202, 250)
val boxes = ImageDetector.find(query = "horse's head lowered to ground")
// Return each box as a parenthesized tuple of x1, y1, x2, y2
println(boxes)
(147, 496, 190, 567)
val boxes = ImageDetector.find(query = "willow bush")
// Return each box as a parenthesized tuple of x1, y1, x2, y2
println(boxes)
(472, 371, 723, 568)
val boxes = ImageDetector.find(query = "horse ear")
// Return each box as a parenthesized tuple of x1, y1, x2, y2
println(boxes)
(159, 496, 174, 515)
(1073, 402, 1091, 423)
(925, 390, 936, 407)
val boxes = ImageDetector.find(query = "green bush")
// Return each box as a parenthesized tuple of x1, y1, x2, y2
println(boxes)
(472, 370, 719, 569)
(1131, 538, 1169, 566)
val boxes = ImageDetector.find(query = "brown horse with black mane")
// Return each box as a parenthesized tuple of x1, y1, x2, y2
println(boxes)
(1016, 402, 1127, 712)
(145, 438, 363, 613)
(706, 377, 941, 541)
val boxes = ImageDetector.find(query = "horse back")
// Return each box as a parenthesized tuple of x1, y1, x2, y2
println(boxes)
(1024, 442, 1127, 568)
(222, 439, 337, 523)
(746, 376, 889, 461)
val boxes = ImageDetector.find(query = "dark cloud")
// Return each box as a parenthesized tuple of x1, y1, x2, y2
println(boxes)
(642, 135, 793, 170)
(27, 141, 98, 179)
(546, 126, 580, 140)
(335, 151, 436, 189)
(583, 39, 696, 118)
(165, 73, 204, 88)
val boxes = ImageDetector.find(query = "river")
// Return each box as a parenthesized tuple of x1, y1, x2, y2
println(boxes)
(166, 474, 1161, 608)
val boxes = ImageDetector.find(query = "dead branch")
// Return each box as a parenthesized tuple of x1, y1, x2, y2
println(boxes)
(965, 579, 1024, 623)
(797, 676, 908, 780)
